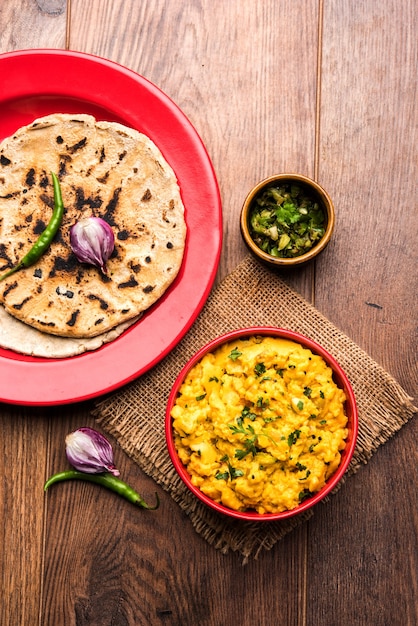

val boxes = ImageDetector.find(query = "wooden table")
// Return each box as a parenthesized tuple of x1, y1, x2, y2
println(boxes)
(1, 2, 416, 625)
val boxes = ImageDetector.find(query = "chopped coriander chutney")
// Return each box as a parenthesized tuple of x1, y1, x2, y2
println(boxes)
(249, 183, 326, 258)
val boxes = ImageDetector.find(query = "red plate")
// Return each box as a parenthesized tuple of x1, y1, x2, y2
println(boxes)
(0, 49, 222, 406)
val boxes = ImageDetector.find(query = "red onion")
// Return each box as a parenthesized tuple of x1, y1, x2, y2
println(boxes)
(65, 427, 120, 476)
(70, 217, 114, 274)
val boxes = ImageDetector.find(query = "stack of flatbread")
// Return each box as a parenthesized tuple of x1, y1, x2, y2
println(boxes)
(0, 114, 187, 358)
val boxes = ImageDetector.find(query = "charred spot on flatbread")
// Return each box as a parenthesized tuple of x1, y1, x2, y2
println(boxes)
(3, 281, 17, 297)
(25, 168, 36, 187)
(1, 190, 20, 200)
(48, 255, 79, 278)
(38, 319, 56, 328)
(0, 243, 12, 267)
(33, 218, 47, 235)
(67, 137, 87, 154)
(39, 174, 49, 189)
(56, 287, 74, 299)
(118, 277, 139, 289)
(87, 294, 109, 310)
(102, 187, 122, 226)
(59, 155, 72, 177)
(66, 310, 80, 327)
(12, 296, 31, 310)
(129, 261, 141, 273)
(75, 187, 103, 210)
(97, 172, 109, 184)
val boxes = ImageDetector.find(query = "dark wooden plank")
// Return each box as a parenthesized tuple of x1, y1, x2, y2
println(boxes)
(0, 407, 51, 626)
(308, 2, 417, 624)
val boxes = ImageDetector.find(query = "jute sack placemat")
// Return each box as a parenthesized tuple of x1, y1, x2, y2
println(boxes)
(93, 255, 416, 559)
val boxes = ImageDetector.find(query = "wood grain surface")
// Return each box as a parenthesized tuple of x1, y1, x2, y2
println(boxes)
(0, 1, 416, 625)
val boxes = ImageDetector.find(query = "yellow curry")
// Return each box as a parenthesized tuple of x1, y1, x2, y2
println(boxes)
(171, 335, 348, 514)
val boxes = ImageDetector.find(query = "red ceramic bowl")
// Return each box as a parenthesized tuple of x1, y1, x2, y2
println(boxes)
(165, 327, 358, 521)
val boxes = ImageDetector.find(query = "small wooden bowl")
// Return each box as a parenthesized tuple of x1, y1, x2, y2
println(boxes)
(240, 173, 335, 267)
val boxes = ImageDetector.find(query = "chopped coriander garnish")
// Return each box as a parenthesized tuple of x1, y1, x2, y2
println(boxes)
(299, 470, 311, 481)
(235, 433, 258, 459)
(256, 396, 269, 409)
(299, 489, 314, 503)
(241, 406, 257, 421)
(254, 362, 266, 377)
(216, 455, 244, 481)
(195, 393, 206, 401)
(229, 417, 246, 435)
(229, 419, 261, 459)
(228, 347, 242, 361)
(288, 429, 301, 446)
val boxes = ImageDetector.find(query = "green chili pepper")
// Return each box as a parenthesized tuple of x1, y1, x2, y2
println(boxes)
(0, 171, 64, 282)
(44, 470, 160, 510)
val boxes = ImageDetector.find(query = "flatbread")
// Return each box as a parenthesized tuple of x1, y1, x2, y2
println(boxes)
(0, 305, 140, 358)
(0, 114, 186, 338)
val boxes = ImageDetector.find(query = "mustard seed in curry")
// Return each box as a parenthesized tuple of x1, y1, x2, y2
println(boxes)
(171, 336, 348, 514)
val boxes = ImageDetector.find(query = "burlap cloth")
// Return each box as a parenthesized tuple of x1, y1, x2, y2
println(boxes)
(93, 255, 416, 559)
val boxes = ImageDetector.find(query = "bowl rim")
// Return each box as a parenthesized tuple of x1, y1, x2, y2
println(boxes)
(165, 326, 358, 522)
(240, 173, 335, 266)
